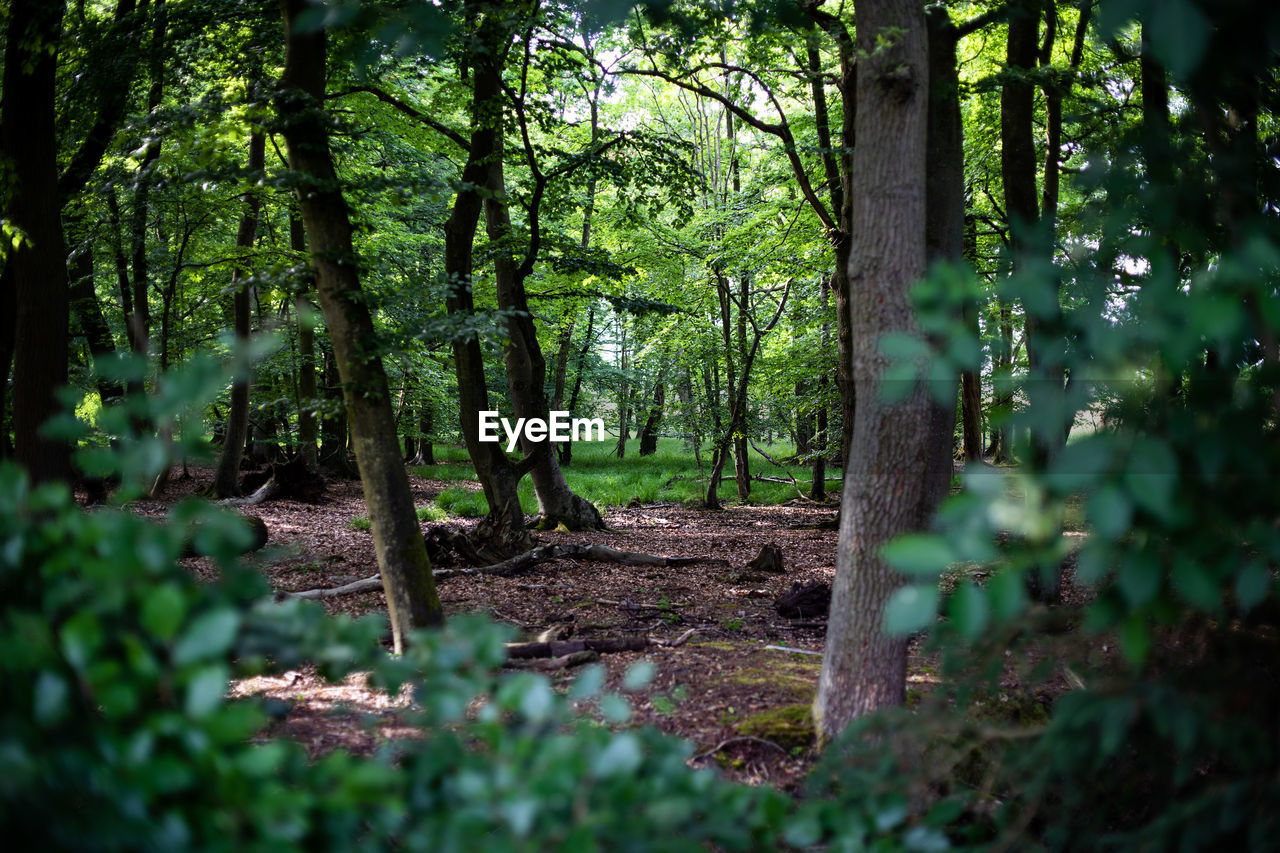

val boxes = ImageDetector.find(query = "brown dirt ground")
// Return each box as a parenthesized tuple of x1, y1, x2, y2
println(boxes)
(130, 463, 1084, 792)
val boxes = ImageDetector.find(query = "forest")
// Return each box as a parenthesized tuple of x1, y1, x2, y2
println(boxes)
(2, 0, 1279, 848)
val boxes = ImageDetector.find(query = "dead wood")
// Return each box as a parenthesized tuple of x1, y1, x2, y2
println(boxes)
(774, 580, 831, 619)
(181, 513, 269, 558)
(229, 455, 326, 505)
(503, 627, 698, 661)
(504, 650, 599, 671)
(744, 543, 785, 574)
(287, 542, 712, 599)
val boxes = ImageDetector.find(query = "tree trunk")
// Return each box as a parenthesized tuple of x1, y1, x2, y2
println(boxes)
(560, 303, 594, 467)
(68, 233, 125, 405)
(278, 0, 442, 650)
(1, 0, 72, 485)
(815, 0, 931, 742)
(291, 215, 320, 468)
(638, 377, 665, 455)
(483, 113, 603, 531)
(441, 0, 532, 556)
(920, 6, 967, 518)
(213, 130, 265, 498)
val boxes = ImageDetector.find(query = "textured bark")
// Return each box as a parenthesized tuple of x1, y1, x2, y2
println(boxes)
(213, 130, 265, 498)
(2, 0, 72, 484)
(279, 0, 442, 650)
(442, 2, 532, 556)
(317, 344, 357, 477)
(815, 0, 931, 741)
(920, 6, 967, 517)
(483, 119, 603, 530)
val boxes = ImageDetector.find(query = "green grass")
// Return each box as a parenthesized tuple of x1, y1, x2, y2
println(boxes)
(348, 500, 451, 531)
(413, 435, 838, 518)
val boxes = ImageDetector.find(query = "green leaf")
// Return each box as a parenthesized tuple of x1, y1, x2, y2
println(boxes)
(1172, 557, 1220, 611)
(172, 608, 240, 666)
(33, 671, 69, 726)
(884, 585, 939, 635)
(622, 660, 656, 691)
(988, 571, 1029, 622)
(185, 664, 229, 718)
(1119, 616, 1152, 667)
(882, 534, 954, 577)
(569, 664, 605, 700)
(141, 584, 187, 642)
(1116, 553, 1161, 607)
(949, 582, 990, 640)
(1087, 485, 1132, 540)
(1146, 0, 1211, 79)
(1235, 561, 1270, 613)
(593, 733, 643, 777)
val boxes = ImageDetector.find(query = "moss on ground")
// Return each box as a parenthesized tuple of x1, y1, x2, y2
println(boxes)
(737, 704, 815, 751)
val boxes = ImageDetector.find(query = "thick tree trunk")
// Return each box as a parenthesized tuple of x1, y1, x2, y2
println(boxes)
(559, 304, 595, 467)
(815, 0, 931, 741)
(213, 130, 265, 498)
(1, 0, 72, 484)
(278, 0, 442, 650)
(920, 6, 967, 517)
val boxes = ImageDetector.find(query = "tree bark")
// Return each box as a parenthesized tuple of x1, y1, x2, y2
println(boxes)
(442, 1, 532, 556)
(815, 0, 931, 741)
(1, 0, 72, 484)
(278, 0, 442, 650)
(213, 130, 265, 498)
(637, 377, 665, 456)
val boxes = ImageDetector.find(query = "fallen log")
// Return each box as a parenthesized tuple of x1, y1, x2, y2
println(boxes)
(228, 454, 326, 506)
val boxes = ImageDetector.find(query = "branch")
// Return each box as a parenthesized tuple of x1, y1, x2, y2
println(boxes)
(328, 85, 469, 153)
(622, 65, 837, 234)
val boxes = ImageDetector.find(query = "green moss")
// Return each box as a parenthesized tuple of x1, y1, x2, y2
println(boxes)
(969, 691, 1050, 726)
(737, 704, 815, 751)
(727, 663, 820, 702)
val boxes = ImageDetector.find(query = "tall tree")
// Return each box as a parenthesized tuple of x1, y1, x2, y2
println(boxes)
(1, 0, 72, 484)
(277, 0, 442, 650)
(814, 0, 932, 740)
(213, 129, 266, 498)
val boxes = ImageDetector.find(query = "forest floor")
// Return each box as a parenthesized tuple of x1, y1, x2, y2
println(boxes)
(133, 458, 1083, 792)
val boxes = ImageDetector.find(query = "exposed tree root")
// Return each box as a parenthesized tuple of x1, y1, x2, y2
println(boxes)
(224, 455, 326, 506)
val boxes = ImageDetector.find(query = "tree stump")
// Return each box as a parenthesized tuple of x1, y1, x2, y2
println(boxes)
(745, 543, 785, 574)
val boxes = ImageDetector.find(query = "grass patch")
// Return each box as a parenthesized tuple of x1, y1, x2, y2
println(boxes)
(416, 502, 449, 523)
(347, 516, 371, 532)
(413, 436, 837, 516)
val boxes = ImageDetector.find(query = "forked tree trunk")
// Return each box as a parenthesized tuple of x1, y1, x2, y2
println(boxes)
(442, 1, 532, 556)
(213, 130, 265, 498)
(483, 126, 602, 531)
(815, 0, 932, 742)
(278, 0, 442, 650)
(1, 0, 72, 485)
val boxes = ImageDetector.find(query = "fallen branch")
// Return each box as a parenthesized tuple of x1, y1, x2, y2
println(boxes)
(690, 735, 790, 765)
(504, 650, 600, 671)
(288, 543, 712, 599)
(503, 628, 698, 662)
(764, 644, 823, 656)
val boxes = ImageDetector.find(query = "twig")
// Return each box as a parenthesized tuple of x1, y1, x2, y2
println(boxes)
(690, 735, 790, 764)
